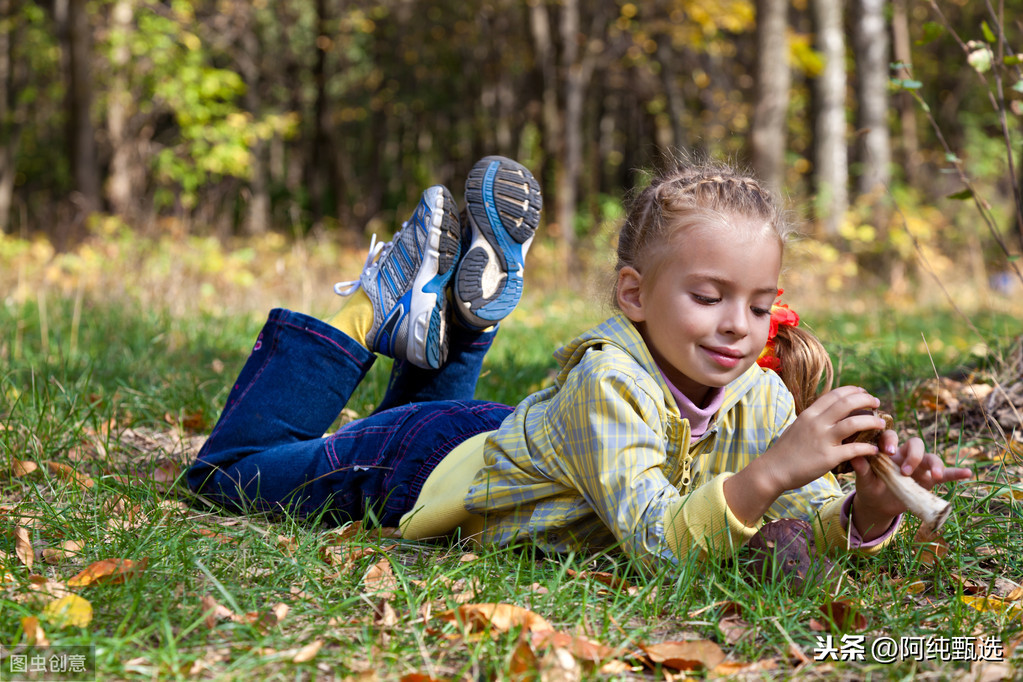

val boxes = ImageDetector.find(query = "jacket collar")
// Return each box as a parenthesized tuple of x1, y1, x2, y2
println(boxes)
(553, 313, 766, 419)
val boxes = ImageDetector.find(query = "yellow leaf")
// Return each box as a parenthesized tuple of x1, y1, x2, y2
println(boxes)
(43, 594, 93, 628)
(961, 595, 1023, 617)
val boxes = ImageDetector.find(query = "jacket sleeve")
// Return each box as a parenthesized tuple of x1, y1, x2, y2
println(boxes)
(547, 352, 759, 567)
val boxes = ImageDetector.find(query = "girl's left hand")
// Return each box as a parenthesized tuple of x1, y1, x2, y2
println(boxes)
(850, 430, 973, 520)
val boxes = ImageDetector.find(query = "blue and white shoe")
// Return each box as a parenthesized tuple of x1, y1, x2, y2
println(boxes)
(454, 156, 542, 329)
(334, 186, 461, 369)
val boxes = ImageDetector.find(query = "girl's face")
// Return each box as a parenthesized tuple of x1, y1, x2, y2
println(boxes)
(617, 220, 782, 405)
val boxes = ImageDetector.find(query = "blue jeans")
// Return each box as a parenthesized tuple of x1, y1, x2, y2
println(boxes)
(187, 309, 513, 526)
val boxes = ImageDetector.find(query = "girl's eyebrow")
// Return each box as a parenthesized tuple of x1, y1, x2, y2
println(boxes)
(687, 274, 778, 296)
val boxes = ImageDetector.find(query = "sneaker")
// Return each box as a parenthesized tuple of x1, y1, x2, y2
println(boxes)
(454, 156, 543, 329)
(334, 186, 461, 369)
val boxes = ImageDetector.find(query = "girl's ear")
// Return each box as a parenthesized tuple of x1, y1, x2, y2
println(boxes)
(617, 266, 645, 322)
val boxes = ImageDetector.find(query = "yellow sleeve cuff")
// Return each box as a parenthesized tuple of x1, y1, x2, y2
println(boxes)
(662, 473, 762, 561)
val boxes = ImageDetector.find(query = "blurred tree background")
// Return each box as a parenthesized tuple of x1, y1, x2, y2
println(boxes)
(1, 0, 1020, 291)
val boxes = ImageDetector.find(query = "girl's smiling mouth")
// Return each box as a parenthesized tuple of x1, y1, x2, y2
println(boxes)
(703, 345, 744, 368)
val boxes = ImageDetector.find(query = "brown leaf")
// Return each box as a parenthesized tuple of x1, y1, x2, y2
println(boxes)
(291, 639, 324, 663)
(362, 557, 398, 600)
(275, 534, 298, 555)
(912, 524, 949, 565)
(11, 459, 39, 477)
(566, 568, 633, 592)
(373, 598, 399, 627)
(814, 600, 868, 633)
(164, 410, 208, 432)
(201, 594, 235, 629)
(152, 458, 182, 489)
(437, 603, 553, 635)
(640, 640, 726, 672)
(21, 616, 49, 646)
(711, 658, 779, 677)
(14, 526, 33, 570)
(27, 574, 71, 601)
(718, 614, 754, 645)
(42, 539, 85, 565)
(45, 461, 95, 489)
(67, 557, 149, 587)
(531, 630, 615, 662)
(193, 528, 236, 545)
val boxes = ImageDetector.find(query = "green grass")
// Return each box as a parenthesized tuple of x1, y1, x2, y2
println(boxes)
(2, 293, 1022, 680)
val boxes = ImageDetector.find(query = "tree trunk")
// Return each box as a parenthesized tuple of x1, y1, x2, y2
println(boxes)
(851, 0, 891, 199)
(529, 0, 559, 232)
(0, 0, 20, 233)
(751, 0, 791, 196)
(58, 0, 101, 222)
(558, 0, 581, 264)
(890, 0, 920, 187)
(106, 0, 134, 220)
(810, 0, 848, 236)
(239, 2, 269, 235)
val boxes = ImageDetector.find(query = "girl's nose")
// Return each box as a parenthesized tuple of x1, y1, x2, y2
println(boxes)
(720, 303, 749, 336)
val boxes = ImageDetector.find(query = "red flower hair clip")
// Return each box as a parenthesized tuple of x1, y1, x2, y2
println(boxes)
(757, 289, 800, 372)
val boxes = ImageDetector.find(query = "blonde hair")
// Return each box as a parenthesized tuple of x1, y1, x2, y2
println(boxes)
(611, 159, 792, 309)
(771, 323, 834, 415)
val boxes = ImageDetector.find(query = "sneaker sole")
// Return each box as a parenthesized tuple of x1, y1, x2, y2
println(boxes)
(376, 186, 460, 369)
(455, 156, 542, 328)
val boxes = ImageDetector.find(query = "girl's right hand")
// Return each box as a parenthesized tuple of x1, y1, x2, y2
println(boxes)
(760, 385, 888, 494)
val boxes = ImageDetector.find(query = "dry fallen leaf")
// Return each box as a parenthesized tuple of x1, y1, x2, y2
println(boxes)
(14, 526, 33, 570)
(362, 557, 398, 600)
(42, 539, 86, 565)
(201, 594, 235, 629)
(45, 461, 95, 489)
(11, 459, 39, 477)
(21, 615, 49, 646)
(639, 640, 726, 672)
(437, 603, 553, 635)
(43, 594, 94, 628)
(67, 557, 149, 587)
(531, 630, 615, 663)
(811, 600, 868, 633)
(291, 639, 324, 663)
(566, 569, 633, 593)
(913, 525, 949, 566)
(961, 595, 1023, 617)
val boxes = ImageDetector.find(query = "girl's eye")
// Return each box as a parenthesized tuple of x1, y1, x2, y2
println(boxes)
(693, 294, 720, 305)
(752, 307, 772, 317)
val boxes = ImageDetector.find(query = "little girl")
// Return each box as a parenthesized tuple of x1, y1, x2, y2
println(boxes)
(188, 156, 971, 569)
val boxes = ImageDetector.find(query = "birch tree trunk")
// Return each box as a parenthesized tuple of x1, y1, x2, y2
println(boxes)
(810, 0, 848, 236)
(851, 0, 891, 199)
(106, 0, 134, 220)
(751, 0, 790, 196)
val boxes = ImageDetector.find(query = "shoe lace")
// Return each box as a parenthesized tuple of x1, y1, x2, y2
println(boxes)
(333, 233, 388, 296)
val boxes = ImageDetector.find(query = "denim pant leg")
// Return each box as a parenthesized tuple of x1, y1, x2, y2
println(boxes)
(373, 323, 497, 412)
(187, 309, 377, 517)
(188, 309, 513, 527)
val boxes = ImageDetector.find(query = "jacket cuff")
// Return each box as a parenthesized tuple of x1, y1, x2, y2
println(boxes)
(662, 473, 762, 560)
(813, 493, 902, 555)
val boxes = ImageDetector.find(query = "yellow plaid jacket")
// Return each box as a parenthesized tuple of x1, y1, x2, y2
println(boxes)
(464, 314, 857, 567)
